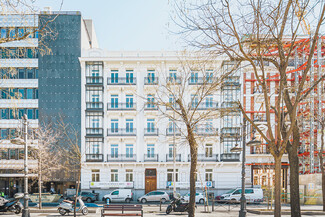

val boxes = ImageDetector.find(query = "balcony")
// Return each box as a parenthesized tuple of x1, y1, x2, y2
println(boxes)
(86, 102, 103, 111)
(107, 77, 137, 85)
(86, 76, 103, 86)
(86, 154, 103, 162)
(144, 77, 159, 85)
(166, 128, 182, 136)
(107, 103, 136, 111)
(107, 154, 137, 162)
(219, 102, 239, 111)
(253, 114, 267, 123)
(144, 128, 159, 136)
(188, 154, 219, 162)
(107, 128, 137, 136)
(166, 104, 180, 110)
(86, 128, 103, 137)
(166, 154, 181, 162)
(144, 105, 158, 111)
(190, 102, 218, 110)
(220, 153, 240, 162)
(221, 76, 240, 88)
(144, 154, 159, 162)
(220, 127, 240, 138)
(188, 77, 216, 85)
(167, 77, 182, 84)
(250, 144, 270, 154)
(194, 128, 218, 136)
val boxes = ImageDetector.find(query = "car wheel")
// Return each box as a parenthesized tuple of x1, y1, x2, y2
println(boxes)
(141, 198, 147, 204)
(86, 198, 92, 203)
(125, 198, 131, 203)
(199, 199, 204, 204)
(161, 198, 166, 203)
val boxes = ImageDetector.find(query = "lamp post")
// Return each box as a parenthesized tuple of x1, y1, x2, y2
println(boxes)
(11, 114, 30, 217)
(230, 118, 261, 217)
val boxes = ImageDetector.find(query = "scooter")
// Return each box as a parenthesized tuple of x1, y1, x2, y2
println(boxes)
(166, 198, 189, 214)
(0, 193, 23, 214)
(57, 196, 88, 216)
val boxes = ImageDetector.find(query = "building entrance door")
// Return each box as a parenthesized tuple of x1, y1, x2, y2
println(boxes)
(145, 169, 157, 194)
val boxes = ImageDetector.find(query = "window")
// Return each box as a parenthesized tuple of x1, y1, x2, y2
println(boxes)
(147, 144, 155, 157)
(111, 169, 118, 182)
(111, 144, 118, 158)
(190, 72, 198, 83)
(111, 95, 118, 108)
(126, 119, 134, 133)
(26, 89, 33, 99)
(111, 70, 118, 83)
(206, 95, 213, 108)
(110, 119, 118, 133)
(126, 169, 133, 182)
(191, 94, 198, 107)
(126, 95, 134, 108)
(111, 190, 119, 195)
(9, 28, 16, 38)
(205, 169, 213, 181)
(146, 119, 155, 132)
(27, 109, 33, 119)
(167, 169, 179, 182)
(91, 143, 100, 154)
(1, 28, 7, 38)
(126, 144, 134, 158)
(91, 169, 100, 182)
(205, 119, 213, 133)
(168, 144, 174, 158)
(1, 109, 8, 119)
(91, 118, 99, 129)
(147, 70, 155, 83)
(18, 69, 25, 79)
(206, 70, 213, 83)
(205, 144, 213, 158)
(169, 70, 177, 82)
(147, 94, 155, 108)
(126, 70, 134, 83)
(18, 28, 24, 37)
(27, 69, 34, 79)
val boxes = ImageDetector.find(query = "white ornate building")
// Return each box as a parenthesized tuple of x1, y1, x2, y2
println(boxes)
(79, 50, 244, 199)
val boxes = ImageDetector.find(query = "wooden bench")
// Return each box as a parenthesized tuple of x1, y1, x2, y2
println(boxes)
(101, 205, 143, 217)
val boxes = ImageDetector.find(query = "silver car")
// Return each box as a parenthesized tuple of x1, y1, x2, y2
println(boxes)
(137, 191, 170, 203)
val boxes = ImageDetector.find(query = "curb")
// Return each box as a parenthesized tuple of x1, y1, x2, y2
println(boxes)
(247, 209, 325, 215)
(29, 208, 99, 214)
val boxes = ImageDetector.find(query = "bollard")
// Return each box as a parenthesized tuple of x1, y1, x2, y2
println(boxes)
(106, 198, 110, 206)
(160, 198, 162, 211)
(212, 198, 214, 211)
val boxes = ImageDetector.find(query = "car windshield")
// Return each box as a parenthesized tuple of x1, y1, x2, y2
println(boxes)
(225, 189, 236, 194)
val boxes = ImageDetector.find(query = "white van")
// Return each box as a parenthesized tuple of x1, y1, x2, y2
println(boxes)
(102, 189, 133, 203)
(220, 188, 263, 203)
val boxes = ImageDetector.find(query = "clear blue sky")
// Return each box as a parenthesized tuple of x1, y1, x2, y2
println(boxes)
(35, 0, 180, 51)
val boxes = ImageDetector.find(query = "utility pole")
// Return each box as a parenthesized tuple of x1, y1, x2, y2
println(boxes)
(22, 114, 30, 217)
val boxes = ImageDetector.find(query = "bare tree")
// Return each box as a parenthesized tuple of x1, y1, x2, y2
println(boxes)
(57, 117, 82, 217)
(29, 122, 62, 209)
(142, 54, 235, 217)
(172, 1, 325, 216)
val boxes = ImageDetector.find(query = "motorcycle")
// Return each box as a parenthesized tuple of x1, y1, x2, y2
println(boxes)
(0, 193, 23, 214)
(166, 198, 189, 214)
(57, 196, 88, 216)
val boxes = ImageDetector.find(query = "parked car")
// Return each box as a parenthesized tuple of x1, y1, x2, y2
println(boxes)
(102, 189, 133, 203)
(66, 192, 98, 203)
(137, 191, 170, 203)
(181, 192, 206, 204)
(215, 188, 263, 203)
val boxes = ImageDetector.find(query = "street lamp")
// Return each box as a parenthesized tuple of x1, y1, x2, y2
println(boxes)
(11, 114, 30, 217)
(230, 118, 261, 217)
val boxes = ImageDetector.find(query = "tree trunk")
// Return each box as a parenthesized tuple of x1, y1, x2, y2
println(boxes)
(38, 158, 42, 209)
(321, 155, 325, 211)
(74, 167, 81, 217)
(188, 145, 198, 217)
(287, 126, 301, 217)
(274, 156, 282, 217)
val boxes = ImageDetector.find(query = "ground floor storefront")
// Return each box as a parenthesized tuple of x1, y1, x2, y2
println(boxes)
(81, 162, 242, 200)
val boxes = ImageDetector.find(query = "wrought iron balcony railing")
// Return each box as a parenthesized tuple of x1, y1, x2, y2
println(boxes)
(144, 154, 159, 162)
(107, 154, 137, 162)
(107, 128, 137, 136)
(107, 103, 136, 110)
(107, 77, 137, 85)
(86, 154, 104, 162)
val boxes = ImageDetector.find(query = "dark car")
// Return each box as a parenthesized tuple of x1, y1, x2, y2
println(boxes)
(66, 192, 98, 203)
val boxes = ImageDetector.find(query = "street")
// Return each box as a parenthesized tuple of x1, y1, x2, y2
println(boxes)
(1, 204, 324, 217)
